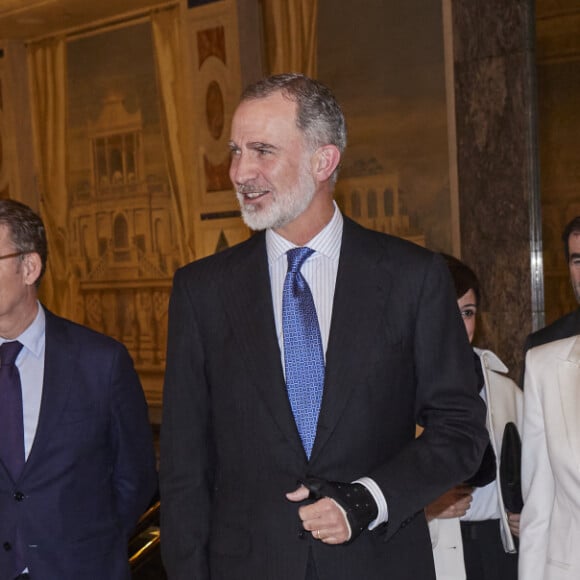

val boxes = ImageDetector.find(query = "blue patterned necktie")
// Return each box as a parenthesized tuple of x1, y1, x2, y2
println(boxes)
(0, 340, 25, 480)
(282, 247, 325, 458)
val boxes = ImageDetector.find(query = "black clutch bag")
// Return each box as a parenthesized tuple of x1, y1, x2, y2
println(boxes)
(500, 421, 524, 513)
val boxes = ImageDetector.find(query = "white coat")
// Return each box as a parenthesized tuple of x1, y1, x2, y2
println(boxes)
(519, 335, 580, 580)
(430, 349, 523, 580)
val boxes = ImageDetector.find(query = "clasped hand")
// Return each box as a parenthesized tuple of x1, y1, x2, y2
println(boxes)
(286, 476, 378, 545)
(287, 484, 351, 544)
(425, 484, 474, 521)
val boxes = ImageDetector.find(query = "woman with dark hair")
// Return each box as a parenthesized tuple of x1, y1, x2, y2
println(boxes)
(427, 254, 522, 580)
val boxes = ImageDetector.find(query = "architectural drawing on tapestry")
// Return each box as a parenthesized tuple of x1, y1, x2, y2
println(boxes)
(66, 22, 177, 374)
(335, 172, 425, 247)
(319, 0, 451, 252)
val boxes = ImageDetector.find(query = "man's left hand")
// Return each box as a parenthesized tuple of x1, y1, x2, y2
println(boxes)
(286, 485, 351, 544)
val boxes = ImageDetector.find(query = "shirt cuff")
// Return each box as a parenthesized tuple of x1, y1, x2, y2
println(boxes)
(355, 476, 389, 530)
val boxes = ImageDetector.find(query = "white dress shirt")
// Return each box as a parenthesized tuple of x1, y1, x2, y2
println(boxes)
(2, 303, 45, 460)
(461, 387, 500, 522)
(266, 203, 388, 528)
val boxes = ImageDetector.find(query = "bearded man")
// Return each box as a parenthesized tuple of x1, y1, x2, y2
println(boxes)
(160, 73, 487, 580)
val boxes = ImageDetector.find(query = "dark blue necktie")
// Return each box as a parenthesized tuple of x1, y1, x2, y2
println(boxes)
(0, 340, 25, 481)
(282, 247, 325, 458)
(0, 340, 26, 577)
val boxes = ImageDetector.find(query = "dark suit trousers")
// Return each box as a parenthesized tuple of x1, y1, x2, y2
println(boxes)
(461, 520, 517, 580)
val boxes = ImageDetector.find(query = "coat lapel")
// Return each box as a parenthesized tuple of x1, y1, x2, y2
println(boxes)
(558, 336, 580, 471)
(310, 219, 391, 462)
(20, 310, 76, 479)
(221, 222, 393, 464)
(221, 234, 306, 461)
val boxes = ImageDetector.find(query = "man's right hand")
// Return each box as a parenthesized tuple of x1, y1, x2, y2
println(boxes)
(286, 484, 352, 544)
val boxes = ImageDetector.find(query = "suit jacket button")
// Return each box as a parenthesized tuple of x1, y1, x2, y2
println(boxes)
(3, 541, 11, 551)
(298, 530, 306, 539)
(14, 491, 25, 502)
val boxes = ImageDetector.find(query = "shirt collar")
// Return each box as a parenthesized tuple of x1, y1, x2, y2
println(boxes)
(0, 302, 46, 358)
(266, 201, 343, 265)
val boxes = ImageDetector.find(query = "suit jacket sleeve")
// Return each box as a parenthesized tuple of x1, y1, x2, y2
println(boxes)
(160, 268, 212, 580)
(110, 342, 158, 537)
(367, 252, 488, 536)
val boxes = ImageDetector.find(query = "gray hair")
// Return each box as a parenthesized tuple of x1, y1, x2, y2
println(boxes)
(241, 73, 347, 181)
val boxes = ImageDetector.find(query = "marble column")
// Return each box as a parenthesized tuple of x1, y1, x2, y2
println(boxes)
(452, 0, 541, 376)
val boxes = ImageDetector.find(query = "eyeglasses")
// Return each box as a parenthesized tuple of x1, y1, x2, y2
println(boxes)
(0, 251, 25, 261)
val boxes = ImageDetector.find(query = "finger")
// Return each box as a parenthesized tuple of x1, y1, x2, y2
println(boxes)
(312, 521, 349, 543)
(300, 510, 323, 530)
(319, 528, 350, 544)
(450, 502, 466, 514)
(323, 534, 348, 545)
(300, 497, 347, 529)
(298, 497, 332, 522)
(299, 499, 352, 542)
(286, 484, 310, 502)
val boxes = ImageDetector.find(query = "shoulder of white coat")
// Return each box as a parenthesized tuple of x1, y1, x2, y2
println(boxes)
(527, 335, 580, 369)
(473, 347, 509, 374)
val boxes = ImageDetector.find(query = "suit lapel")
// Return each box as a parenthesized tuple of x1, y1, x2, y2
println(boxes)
(310, 219, 391, 462)
(21, 310, 76, 479)
(558, 336, 580, 471)
(221, 234, 306, 461)
(222, 222, 393, 464)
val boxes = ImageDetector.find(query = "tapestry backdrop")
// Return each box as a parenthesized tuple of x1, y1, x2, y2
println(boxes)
(318, 0, 455, 254)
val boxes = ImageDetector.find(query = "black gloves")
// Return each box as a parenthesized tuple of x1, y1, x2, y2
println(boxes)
(301, 476, 378, 543)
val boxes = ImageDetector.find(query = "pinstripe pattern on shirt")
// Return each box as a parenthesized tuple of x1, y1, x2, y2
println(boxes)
(266, 203, 343, 364)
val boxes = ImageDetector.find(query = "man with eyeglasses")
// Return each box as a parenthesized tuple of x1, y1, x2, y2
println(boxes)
(0, 199, 157, 580)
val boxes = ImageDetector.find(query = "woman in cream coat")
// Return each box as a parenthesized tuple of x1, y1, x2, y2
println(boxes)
(427, 255, 522, 580)
(519, 334, 580, 580)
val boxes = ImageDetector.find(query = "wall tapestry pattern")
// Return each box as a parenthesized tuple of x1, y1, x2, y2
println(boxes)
(66, 22, 176, 403)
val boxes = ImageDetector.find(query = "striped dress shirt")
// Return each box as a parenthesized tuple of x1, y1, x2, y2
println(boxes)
(265, 203, 388, 528)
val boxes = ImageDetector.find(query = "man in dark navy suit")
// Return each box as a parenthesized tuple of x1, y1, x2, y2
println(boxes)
(160, 73, 487, 580)
(525, 216, 580, 352)
(0, 199, 157, 580)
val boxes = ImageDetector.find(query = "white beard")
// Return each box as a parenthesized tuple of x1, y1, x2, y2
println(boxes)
(573, 281, 580, 304)
(236, 158, 317, 232)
